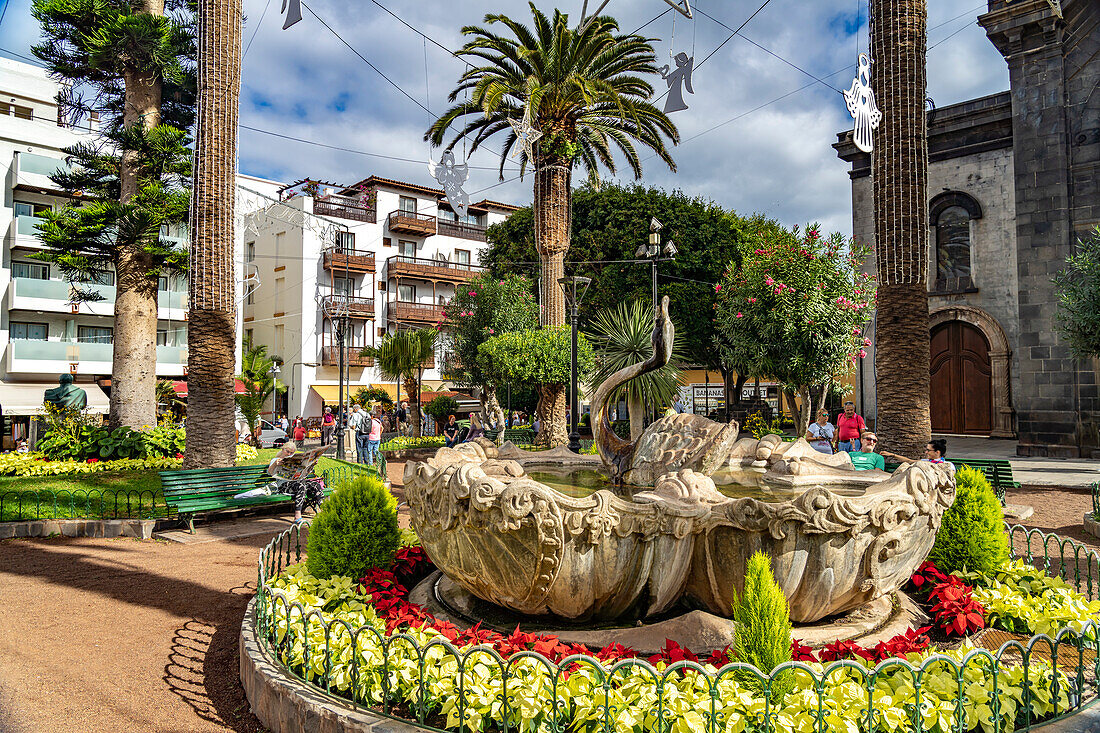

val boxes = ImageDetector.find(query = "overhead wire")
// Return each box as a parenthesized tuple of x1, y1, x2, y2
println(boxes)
(243, 0, 273, 59)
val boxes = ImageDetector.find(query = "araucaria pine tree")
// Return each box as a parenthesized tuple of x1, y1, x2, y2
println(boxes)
(32, 0, 195, 430)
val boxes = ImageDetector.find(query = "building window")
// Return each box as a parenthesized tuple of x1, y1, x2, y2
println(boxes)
(83, 270, 115, 286)
(157, 330, 169, 346)
(245, 328, 254, 345)
(12, 262, 49, 280)
(333, 277, 354, 297)
(454, 249, 470, 269)
(399, 196, 417, 215)
(78, 326, 113, 344)
(158, 275, 172, 291)
(1, 102, 33, 120)
(14, 201, 50, 218)
(335, 231, 355, 251)
(246, 241, 255, 263)
(398, 284, 415, 302)
(398, 240, 416, 259)
(10, 322, 48, 340)
(930, 191, 982, 293)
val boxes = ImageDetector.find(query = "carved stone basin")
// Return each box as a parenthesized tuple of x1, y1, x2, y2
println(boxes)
(404, 439, 956, 623)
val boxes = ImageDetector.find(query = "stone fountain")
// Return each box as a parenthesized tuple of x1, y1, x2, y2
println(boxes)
(404, 297, 955, 628)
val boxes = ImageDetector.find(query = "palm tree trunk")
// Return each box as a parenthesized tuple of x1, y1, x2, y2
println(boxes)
(404, 376, 420, 437)
(871, 0, 931, 457)
(628, 393, 645, 441)
(110, 0, 165, 430)
(534, 161, 570, 328)
(185, 0, 243, 468)
(535, 384, 567, 447)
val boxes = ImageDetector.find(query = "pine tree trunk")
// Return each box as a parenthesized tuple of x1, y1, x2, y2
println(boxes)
(628, 393, 645, 441)
(184, 0, 242, 468)
(535, 162, 570, 328)
(871, 0, 931, 458)
(110, 0, 166, 430)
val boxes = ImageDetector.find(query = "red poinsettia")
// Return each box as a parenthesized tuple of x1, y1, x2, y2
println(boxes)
(928, 578, 986, 637)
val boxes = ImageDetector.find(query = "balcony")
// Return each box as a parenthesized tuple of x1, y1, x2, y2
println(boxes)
(322, 248, 376, 274)
(313, 193, 376, 223)
(387, 300, 445, 324)
(8, 277, 188, 318)
(6, 340, 187, 376)
(13, 151, 71, 195)
(319, 294, 375, 319)
(387, 210, 437, 237)
(385, 255, 482, 283)
(436, 218, 487, 242)
(320, 346, 375, 368)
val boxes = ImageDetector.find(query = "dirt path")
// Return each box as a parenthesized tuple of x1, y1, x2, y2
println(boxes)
(0, 462, 1094, 732)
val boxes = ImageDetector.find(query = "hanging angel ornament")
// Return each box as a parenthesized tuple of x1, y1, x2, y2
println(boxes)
(428, 150, 470, 219)
(659, 51, 694, 113)
(844, 53, 881, 153)
(507, 117, 543, 161)
(280, 0, 302, 29)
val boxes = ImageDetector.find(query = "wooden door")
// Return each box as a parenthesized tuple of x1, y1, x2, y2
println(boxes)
(929, 321, 992, 434)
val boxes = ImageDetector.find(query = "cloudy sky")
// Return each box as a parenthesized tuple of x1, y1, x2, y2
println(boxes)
(0, 0, 1008, 235)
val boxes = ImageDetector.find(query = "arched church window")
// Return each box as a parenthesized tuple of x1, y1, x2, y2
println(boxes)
(930, 192, 981, 293)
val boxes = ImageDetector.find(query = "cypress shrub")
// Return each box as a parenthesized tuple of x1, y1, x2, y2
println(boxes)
(731, 551, 794, 700)
(928, 466, 1009, 576)
(306, 474, 400, 580)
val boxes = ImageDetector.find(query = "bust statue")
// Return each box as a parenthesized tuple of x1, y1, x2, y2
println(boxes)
(44, 374, 88, 410)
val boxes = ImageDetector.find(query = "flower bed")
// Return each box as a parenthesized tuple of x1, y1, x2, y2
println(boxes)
(254, 526, 1100, 733)
(0, 452, 182, 477)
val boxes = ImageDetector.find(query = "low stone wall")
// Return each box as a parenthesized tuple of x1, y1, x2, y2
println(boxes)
(239, 597, 422, 733)
(381, 446, 439, 462)
(0, 518, 155, 540)
(1084, 513, 1100, 540)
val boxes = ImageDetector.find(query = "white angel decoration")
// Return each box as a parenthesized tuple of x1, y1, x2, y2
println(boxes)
(844, 53, 882, 154)
(428, 151, 470, 220)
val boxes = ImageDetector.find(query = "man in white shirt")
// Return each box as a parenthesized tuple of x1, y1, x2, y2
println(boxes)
(347, 405, 366, 462)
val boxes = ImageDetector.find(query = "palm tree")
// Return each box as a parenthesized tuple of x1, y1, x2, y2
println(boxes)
(185, 0, 243, 468)
(587, 300, 684, 440)
(426, 4, 678, 329)
(363, 329, 438, 437)
(235, 342, 283, 445)
(869, 0, 931, 457)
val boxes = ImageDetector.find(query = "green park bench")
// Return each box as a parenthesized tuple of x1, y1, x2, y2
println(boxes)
(484, 427, 536, 444)
(883, 457, 1019, 505)
(160, 462, 382, 533)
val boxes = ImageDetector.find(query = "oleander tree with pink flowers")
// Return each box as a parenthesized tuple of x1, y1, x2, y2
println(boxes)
(715, 224, 876, 433)
(441, 274, 538, 435)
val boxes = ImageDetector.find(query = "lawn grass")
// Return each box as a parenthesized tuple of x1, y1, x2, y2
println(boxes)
(0, 448, 354, 523)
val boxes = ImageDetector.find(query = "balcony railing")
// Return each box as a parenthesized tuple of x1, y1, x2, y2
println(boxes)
(7, 340, 187, 366)
(9, 277, 188, 311)
(387, 210, 437, 237)
(385, 255, 482, 283)
(436, 218, 487, 242)
(322, 248, 376, 273)
(320, 346, 375, 367)
(387, 300, 445, 324)
(320, 294, 375, 318)
(313, 193, 376, 223)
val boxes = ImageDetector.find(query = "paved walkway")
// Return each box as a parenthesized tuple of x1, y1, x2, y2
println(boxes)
(935, 434, 1100, 488)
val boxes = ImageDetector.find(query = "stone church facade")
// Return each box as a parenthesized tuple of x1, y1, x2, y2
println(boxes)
(835, 0, 1099, 457)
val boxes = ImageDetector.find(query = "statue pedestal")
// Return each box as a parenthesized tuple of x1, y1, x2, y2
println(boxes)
(342, 427, 354, 462)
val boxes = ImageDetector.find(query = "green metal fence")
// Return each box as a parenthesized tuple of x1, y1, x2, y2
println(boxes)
(0, 488, 168, 522)
(252, 523, 1100, 732)
(321, 455, 387, 489)
(1091, 481, 1099, 523)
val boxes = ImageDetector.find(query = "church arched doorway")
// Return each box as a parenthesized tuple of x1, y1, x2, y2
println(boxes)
(930, 320, 992, 435)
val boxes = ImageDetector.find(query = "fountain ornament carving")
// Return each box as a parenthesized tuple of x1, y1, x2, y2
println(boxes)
(405, 297, 956, 623)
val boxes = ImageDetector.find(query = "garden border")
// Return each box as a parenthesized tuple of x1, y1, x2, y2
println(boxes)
(243, 523, 1100, 733)
(0, 517, 155, 540)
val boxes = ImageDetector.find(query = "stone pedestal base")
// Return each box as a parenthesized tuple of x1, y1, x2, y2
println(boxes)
(1084, 513, 1100, 540)
(411, 571, 927, 656)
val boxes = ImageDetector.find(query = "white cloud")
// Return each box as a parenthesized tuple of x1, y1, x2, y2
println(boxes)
(1, 0, 1010, 236)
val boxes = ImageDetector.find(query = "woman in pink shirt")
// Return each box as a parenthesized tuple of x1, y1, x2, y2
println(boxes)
(835, 401, 867, 452)
(366, 408, 383, 466)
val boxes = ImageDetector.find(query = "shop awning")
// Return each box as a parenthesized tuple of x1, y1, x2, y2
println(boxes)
(163, 380, 247, 397)
(0, 381, 111, 415)
(311, 382, 446, 404)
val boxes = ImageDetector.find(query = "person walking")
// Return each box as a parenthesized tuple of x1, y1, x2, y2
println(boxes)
(396, 401, 408, 436)
(349, 404, 367, 464)
(292, 422, 306, 443)
(366, 408, 383, 466)
(321, 407, 335, 445)
(835, 401, 867, 453)
(805, 409, 835, 454)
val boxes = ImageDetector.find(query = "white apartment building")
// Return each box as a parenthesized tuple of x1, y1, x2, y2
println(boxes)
(0, 57, 252, 447)
(243, 176, 518, 420)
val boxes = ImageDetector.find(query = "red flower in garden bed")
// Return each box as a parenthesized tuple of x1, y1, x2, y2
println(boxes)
(928, 578, 986, 637)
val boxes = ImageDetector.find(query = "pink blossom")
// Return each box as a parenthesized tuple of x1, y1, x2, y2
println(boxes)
(863, 337, 872, 347)
(852, 328, 861, 335)
(714, 283, 722, 292)
(735, 312, 743, 318)
(858, 349, 867, 358)
(488, 328, 495, 334)
(469, 291, 477, 296)
(747, 297, 757, 303)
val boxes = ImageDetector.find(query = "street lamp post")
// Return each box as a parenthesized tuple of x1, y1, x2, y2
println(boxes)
(559, 276, 591, 453)
(269, 362, 281, 424)
(635, 217, 677, 423)
(318, 291, 350, 457)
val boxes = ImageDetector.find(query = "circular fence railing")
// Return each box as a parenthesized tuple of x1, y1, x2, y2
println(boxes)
(252, 523, 1100, 733)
